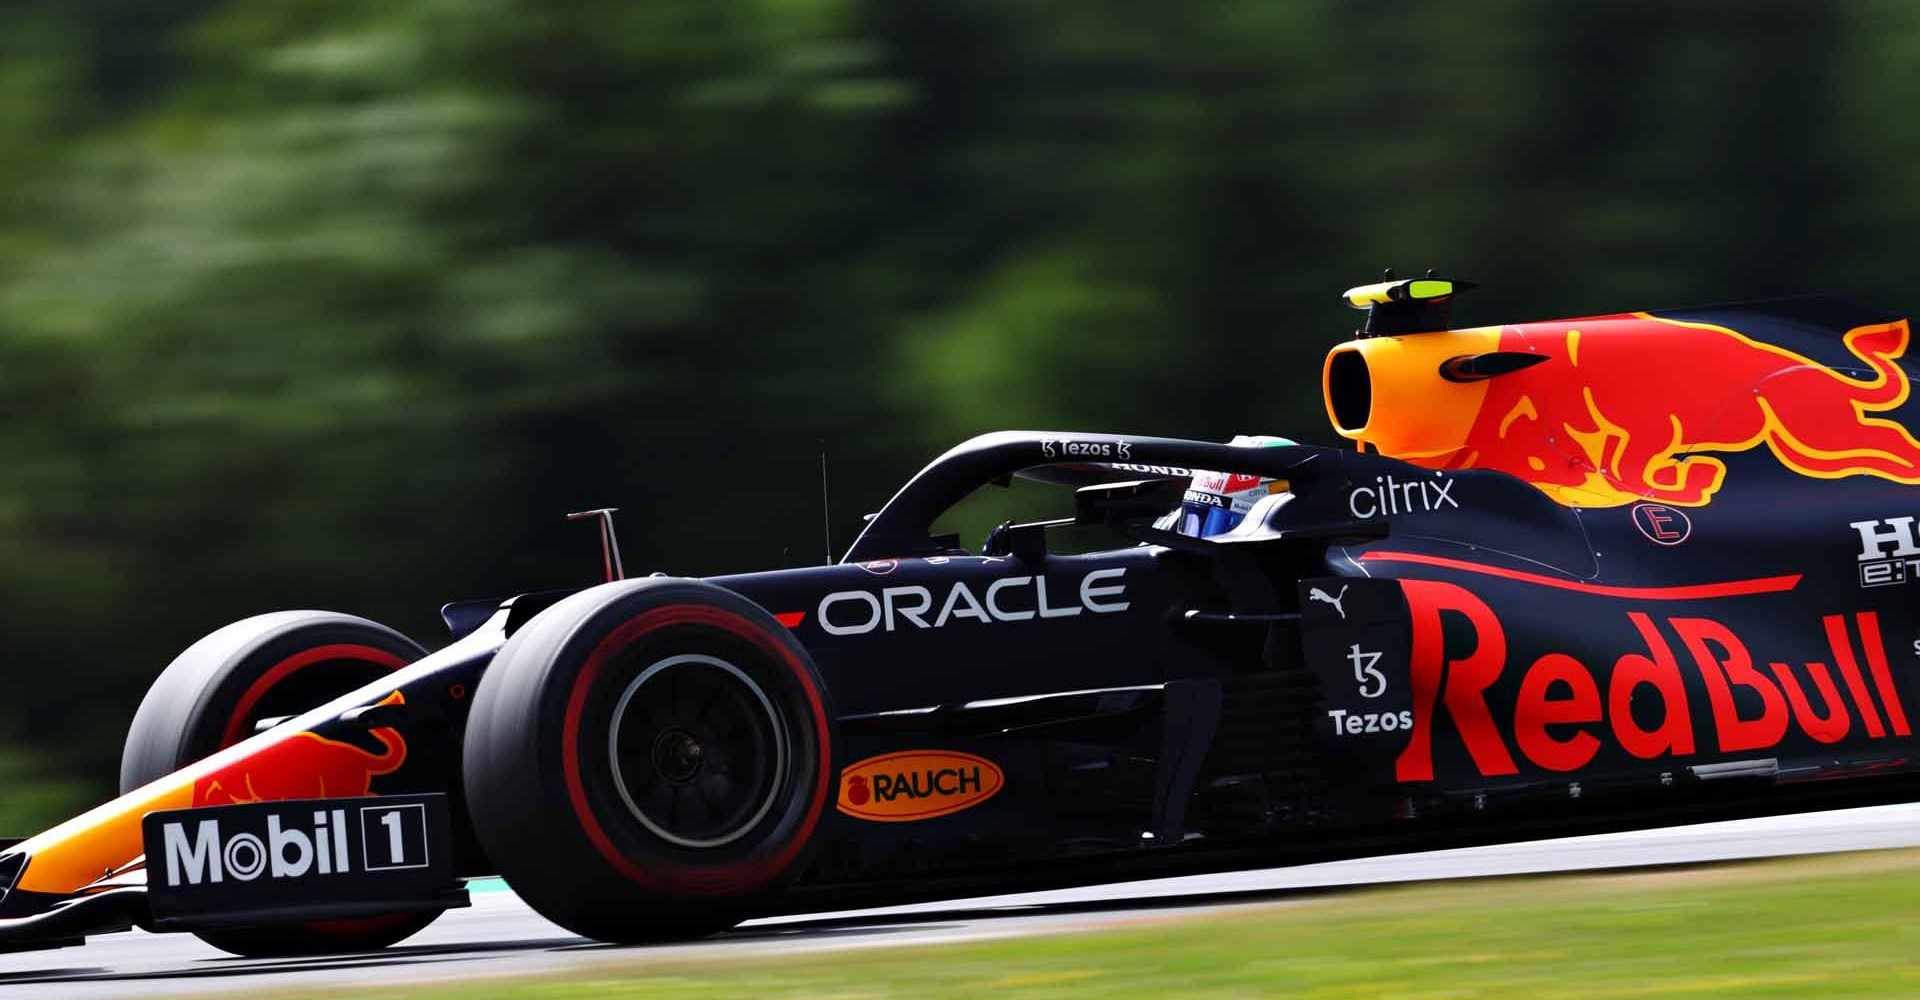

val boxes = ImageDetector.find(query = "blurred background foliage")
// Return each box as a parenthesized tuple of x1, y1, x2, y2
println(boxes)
(0, 0, 1913, 827)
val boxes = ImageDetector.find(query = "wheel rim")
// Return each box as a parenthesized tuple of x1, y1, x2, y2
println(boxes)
(608, 653, 787, 849)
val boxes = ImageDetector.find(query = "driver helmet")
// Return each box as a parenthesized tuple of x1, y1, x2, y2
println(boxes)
(1175, 434, 1296, 537)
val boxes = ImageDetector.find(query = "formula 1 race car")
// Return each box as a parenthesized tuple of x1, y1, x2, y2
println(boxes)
(3, 276, 1920, 956)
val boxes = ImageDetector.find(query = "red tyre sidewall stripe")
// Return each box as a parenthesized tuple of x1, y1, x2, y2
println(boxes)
(561, 604, 832, 897)
(220, 643, 411, 749)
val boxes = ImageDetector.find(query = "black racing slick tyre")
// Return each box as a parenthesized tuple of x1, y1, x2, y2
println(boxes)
(463, 578, 833, 943)
(121, 610, 438, 957)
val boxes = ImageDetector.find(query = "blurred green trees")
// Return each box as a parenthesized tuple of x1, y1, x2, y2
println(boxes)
(0, 0, 1913, 826)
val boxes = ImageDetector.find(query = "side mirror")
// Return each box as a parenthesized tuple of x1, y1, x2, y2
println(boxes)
(1075, 478, 1184, 527)
(981, 519, 1048, 561)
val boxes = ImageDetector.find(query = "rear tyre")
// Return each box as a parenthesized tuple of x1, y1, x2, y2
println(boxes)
(464, 579, 832, 943)
(121, 610, 440, 957)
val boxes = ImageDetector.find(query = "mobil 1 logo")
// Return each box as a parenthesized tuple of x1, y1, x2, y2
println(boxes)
(141, 793, 458, 927)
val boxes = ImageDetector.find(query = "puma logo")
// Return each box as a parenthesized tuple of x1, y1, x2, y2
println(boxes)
(1309, 585, 1349, 619)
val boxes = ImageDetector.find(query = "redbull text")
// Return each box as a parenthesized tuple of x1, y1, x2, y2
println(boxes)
(1393, 580, 1911, 782)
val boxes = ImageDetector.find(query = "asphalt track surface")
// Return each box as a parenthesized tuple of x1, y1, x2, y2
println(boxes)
(7, 802, 1920, 998)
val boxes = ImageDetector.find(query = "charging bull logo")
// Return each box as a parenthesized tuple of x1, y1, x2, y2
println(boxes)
(194, 692, 408, 806)
(1393, 581, 1910, 781)
(1334, 311, 1920, 507)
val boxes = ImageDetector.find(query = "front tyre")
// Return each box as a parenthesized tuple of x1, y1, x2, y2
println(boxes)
(463, 579, 832, 943)
(121, 610, 440, 957)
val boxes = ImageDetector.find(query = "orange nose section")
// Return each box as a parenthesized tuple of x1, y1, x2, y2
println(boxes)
(1324, 327, 1501, 460)
(4, 693, 412, 897)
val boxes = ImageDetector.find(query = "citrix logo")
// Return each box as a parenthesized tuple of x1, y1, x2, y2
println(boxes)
(161, 810, 351, 886)
(1349, 474, 1457, 519)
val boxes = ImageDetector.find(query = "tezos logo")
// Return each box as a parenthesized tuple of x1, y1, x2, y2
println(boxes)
(817, 569, 1129, 636)
(1328, 708, 1414, 736)
(1853, 517, 1920, 588)
(1323, 644, 1399, 735)
(1042, 438, 1131, 460)
(1349, 643, 1386, 698)
(1348, 474, 1457, 518)
(837, 750, 1005, 821)
(160, 810, 353, 886)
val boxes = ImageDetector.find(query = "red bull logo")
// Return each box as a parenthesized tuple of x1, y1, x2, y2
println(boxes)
(194, 692, 408, 806)
(1393, 581, 1910, 781)
(1328, 310, 1920, 507)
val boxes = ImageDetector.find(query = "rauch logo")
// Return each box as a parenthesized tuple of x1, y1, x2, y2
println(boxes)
(836, 750, 1005, 822)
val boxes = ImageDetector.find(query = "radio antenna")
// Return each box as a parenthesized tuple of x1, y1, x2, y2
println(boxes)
(819, 443, 834, 565)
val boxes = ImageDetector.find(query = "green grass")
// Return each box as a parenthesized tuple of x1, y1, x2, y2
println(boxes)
(299, 849, 1920, 999)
